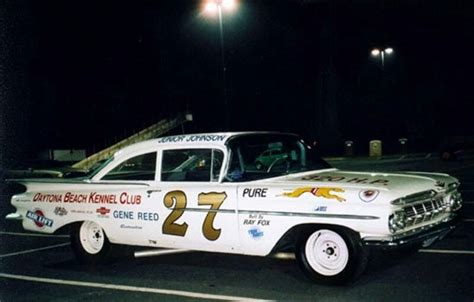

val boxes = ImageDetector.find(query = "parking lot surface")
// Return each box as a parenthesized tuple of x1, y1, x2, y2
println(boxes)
(1, 156, 473, 301)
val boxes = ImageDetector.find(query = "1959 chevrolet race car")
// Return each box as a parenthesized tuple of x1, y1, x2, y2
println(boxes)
(6, 132, 463, 284)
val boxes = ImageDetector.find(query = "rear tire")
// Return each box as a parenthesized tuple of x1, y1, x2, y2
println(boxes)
(295, 227, 368, 285)
(70, 221, 111, 264)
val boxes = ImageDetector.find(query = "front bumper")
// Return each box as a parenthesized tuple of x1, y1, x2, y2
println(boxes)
(362, 215, 460, 249)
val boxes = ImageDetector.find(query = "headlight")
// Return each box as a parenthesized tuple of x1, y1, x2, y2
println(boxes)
(389, 211, 407, 233)
(448, 182, 460, 190)
(448, 191, 463, 212)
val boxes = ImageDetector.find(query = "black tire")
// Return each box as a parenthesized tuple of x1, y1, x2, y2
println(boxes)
(295, 226, 368, 285)
(70, 221, 111, 265)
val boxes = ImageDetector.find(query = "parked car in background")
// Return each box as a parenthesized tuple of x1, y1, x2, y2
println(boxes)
(1, 159, 88, 180)
(6, 132, 462, 284)
(440, 136, 474, 160)
(254, 148, 288, 170)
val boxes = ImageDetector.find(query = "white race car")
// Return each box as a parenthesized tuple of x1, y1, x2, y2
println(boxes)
(7, 132, 462, 284)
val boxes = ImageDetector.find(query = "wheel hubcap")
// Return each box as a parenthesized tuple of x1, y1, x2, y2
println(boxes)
(79, 221, 105, 254)
(305, 229, 349, 276)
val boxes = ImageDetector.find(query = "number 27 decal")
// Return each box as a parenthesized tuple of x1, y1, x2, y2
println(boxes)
(162, 190, 226, 241)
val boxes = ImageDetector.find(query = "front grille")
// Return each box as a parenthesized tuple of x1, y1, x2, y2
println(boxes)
(403, 197, 449, 228)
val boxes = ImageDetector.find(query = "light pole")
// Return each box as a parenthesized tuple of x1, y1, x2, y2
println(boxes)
(371, 47, 393, 70)
(204, 0, 236, 130)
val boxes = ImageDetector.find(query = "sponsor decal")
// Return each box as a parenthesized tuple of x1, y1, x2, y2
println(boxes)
(26, 209, 53, 228)
(248, 227, 264, 239)
(53, 207, 68, 216)
(71, 209, 93, 214)
(120, 224, 143, 230)
(112, 210, 159, 221)
(32, 192, 142, 205)
(157, 134, 226, 144)
(64, 192, 88, 203)
(315, 206, 328, 212)
(96, 207, 111, 218)
(113, 210, 133, 219)
(300, 174, 389, 186)
(359, 190, 379, 202)
(280, 187, 346, 202)
(137, 212, 159, 221)
(33, 193, 62, 203)
(242, 188, 268, 198)
(15, 199, 32, 203)
(243, 214, 270, 226)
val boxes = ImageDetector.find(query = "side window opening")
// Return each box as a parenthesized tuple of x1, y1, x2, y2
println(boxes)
(161, 149, 224, 182)
(101, 152, 157, 181)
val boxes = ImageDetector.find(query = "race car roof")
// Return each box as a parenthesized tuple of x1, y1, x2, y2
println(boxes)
(114, 132, 297, 157)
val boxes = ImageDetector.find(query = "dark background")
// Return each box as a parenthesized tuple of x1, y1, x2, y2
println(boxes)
(1, 0, 473, 168)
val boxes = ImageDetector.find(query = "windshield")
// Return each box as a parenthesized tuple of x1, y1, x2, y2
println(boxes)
(225, 133, 331, 182)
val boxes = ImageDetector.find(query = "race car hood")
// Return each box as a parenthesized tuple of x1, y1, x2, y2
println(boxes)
(267, 168, 458, 198)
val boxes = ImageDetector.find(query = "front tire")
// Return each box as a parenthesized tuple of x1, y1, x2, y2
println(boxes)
(71, 221, 111, 264)
(296, 227, 368, 285)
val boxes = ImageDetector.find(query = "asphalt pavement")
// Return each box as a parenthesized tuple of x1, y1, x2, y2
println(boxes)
(1, 156, 473, 301)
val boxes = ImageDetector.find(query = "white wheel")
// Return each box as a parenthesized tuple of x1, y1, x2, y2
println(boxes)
(79, 221, 106, 254)
(71, 221, 111, 264)
(304, 229, 349, 276)
(296, 226, 368, 284)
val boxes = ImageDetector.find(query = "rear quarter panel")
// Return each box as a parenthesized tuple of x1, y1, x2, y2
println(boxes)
(11, 181, 153, 247)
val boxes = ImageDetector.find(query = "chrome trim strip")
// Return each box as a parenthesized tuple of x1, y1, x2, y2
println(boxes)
(170, 208, 378, 219)
(8, 178, 151, 186)
(174, 208, 236, 214)
(238, 210, 379, 220)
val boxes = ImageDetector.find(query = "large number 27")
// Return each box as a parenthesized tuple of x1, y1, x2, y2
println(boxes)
(162, 190, 227, 241)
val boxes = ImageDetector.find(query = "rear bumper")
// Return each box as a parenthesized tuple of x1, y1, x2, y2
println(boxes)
(362, 215, 460, 249)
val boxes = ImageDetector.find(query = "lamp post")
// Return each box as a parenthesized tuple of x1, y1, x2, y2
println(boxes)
(371, 47, 393, 70)
(204, 0, 236, 130)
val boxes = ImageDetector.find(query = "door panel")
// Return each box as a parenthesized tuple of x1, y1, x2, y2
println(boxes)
(147, 183, 239, 253)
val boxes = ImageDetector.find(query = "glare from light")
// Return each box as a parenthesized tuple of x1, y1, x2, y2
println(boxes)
(205, 2, 218, 13)
(272, 252, 296, 260)
(371, 49, 380, 56)
(385, 47, 394, 54)
(222, 0, 236, 11)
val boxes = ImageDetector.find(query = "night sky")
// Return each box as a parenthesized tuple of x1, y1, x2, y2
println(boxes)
(1, 0, 474, 167)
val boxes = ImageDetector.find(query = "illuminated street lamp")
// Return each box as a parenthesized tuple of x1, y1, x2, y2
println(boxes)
(204, 0, 237, 130)
(205, 0, 236, 13)
(371, 47, 393, 69)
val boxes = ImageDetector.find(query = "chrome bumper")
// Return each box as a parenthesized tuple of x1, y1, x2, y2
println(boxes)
(363, 215, 460, 248)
